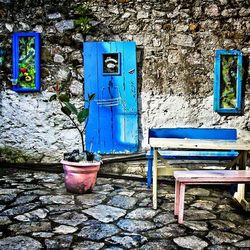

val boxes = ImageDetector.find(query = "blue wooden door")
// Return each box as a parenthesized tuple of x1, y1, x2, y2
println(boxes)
(84, 41, 138, 154)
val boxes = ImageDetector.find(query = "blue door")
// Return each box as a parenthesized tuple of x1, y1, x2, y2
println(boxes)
(84, 41, 138, 154)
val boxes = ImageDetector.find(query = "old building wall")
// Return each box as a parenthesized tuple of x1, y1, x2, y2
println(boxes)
(0, 0, 250, 162)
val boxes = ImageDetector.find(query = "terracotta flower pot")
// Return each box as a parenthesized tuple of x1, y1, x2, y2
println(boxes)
(60, 160, 100, 194)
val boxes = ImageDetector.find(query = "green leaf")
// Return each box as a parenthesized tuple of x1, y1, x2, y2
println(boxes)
(77, 109, 89, 123)
(64, 102, 78, 115)
(49, 94, 57, 101)
(58, 93, 70, 102)
(88, 93, 95, 101)
(61, 106, 71, 116)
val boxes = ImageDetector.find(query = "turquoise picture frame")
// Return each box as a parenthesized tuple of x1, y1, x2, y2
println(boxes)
(12, 32, 41, 92)
(214, 50, 243, 114)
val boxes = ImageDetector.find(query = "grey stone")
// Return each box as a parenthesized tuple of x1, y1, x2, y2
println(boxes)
(55, 20, 74, 33)
(8, 222, 51, 235)
(0, 205, 6, 211)
(39, 195, 74, 205)
(184, 221, 208, 231)
(233, 240, 250, 248)
(144, 224, 186, 239)
(46, 205, 82, 214)
(191, 200, 216, 210)
(14, 208, 48, 222)
(0, 236, 42, 249)
(185, 209, 216, 221)
(50, 211, 88, 226)
(186, 188, 210, 196)
(0, 194, 17, 203)
(106, 233, 147, 248)
(0, 188, 21, 195)
(239, 8, 250, 17)
(209, 220, 236, 230)
(128, 208, 157, 223)
(173, 235, 208, 250)
(45, 235, 73, 249)
(0, 216, 11, 225)
(70, 50, 82, 64)
(153, 212, 176, 225)
(140, 240, 178, 250)
(220, 212, 244, 223)
(206, 230, 244, 244)
(83, 205, 126, 223)
(32, 232, 54, 238)
(1, 203, 40, 216)
(73, 241, 105, 250)
(78, 221, 119, 240)
(53, 225, 78, 234)
(11, 195, 37, 206)
(231, 223, 250, 237)
(108, 195, 137, 209)
(117, 219, 156, 232)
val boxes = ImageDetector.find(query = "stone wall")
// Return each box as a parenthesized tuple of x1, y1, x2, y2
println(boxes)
(0, 0, 250, 162)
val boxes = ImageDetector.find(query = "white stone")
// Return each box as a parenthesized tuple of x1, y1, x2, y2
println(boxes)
(55, 20, 74, 33)
(5, 23, 13, 32)
(33, 25, 43, 33)
(69, 80, 83, 96)
(121, 12, 131, 19)
(171, 34, 195, 47)
(53, 54, 64, 63)
(53, 225, 78, 234)
(137, 11, 149, 19)
(47, 13, 62, 19)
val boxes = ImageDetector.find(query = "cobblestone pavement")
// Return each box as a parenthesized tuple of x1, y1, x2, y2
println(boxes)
(0, 168, 249, 249)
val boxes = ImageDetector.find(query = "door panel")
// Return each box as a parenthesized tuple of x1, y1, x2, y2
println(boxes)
(84, 41, 138, 154)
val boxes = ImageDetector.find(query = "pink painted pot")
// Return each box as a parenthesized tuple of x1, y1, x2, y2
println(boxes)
(61, 160, 100, 194)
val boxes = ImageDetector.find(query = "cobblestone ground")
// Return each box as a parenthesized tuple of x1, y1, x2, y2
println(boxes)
(0, 168, 249, 249)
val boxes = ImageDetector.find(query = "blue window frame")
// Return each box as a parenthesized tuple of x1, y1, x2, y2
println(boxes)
(214, 50, 243, 114)
(12, 32, 41, 92)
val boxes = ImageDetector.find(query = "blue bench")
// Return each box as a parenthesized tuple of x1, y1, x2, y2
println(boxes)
(147, 128, 239, 188)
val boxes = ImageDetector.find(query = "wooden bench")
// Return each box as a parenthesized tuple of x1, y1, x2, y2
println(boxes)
(174, 170, 250, 224)
(147, 128, 239, 188)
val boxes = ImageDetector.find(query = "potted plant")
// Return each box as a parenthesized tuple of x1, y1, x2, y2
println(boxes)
(49, 82, 101, 194)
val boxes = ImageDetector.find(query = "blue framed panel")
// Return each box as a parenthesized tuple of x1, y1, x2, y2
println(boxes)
(12, 32, 41, 92)
(214, 50, 243, 114)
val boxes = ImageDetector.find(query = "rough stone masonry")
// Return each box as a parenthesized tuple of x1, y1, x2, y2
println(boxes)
(0, 0, 250, 162)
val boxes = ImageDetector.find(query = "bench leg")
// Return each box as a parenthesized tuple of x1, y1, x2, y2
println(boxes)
(153, 148, 158, 209)
(147, 159, 153, 188)
(178, 183, 186, 224)
(174, 180, 180, 216)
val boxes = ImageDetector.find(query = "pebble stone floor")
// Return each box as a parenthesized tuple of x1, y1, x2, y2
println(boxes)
(0, 168, 249, 250)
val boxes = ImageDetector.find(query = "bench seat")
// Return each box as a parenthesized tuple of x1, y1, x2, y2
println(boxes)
(174, 170, 250, 223)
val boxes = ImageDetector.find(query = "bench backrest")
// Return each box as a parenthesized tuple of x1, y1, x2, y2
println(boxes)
(148, 128, 237, 142)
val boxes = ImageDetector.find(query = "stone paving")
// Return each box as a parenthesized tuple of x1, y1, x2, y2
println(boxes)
(0, 168, 249, 249)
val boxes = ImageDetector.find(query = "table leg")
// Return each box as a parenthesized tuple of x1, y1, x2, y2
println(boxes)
(153, 147, 158, 209)
(178, 183, 186, 224)
(174, 180, 180, 216)
(234, 151, 247, 205)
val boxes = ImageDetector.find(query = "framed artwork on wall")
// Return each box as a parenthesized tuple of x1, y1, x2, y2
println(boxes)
(214, 50, 243, 114)
(102, 53, 121, 75)
(12, 32, 41, 92)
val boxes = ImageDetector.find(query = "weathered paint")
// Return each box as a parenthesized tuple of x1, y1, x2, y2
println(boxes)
(84, 41, 138, 154)
(214, 50, 243, 114)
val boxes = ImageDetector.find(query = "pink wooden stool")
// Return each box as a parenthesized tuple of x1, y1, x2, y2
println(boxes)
(174, 170, 250, 224)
